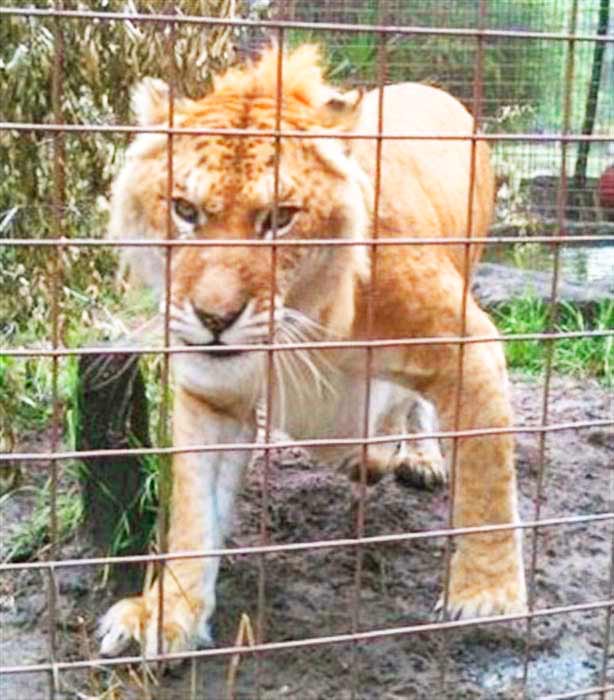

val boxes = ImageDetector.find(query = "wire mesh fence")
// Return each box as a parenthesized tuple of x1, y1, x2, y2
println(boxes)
(0, 1, 612, 699)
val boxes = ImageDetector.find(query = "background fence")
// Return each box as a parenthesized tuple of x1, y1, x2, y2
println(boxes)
(0, 1, 612, 699)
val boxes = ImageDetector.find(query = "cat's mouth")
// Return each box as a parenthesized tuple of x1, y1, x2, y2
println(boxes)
(182, 340, 246, 359)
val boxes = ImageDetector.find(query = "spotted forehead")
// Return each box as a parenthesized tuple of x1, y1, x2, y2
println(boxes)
(173, 134, 297, 211)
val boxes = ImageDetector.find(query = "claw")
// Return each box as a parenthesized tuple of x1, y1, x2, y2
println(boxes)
(395, 452, 446, 491)
(98, 597, 144, 657)
(99, 589, 211, 659)
(434, 586, 527, 623)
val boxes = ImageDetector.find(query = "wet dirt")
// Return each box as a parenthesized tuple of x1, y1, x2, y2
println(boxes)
(1, 375, 612, 700)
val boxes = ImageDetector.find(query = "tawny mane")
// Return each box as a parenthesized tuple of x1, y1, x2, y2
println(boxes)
(212, 44, 329, 107)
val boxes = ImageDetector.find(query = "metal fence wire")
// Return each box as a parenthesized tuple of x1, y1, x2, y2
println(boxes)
(0, 1, 612, 699)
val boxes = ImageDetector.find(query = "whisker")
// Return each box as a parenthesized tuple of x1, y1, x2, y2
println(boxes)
(289, 328, 339, 379)
(272, 353, 287, 433)
(238, 318, 275, 333)
(280, 323, 338, 400)
(277, 327, 309, 408)
(282, 308, 332, 338)
(281, 308, 341, 378)
(234, 327, 268, 340)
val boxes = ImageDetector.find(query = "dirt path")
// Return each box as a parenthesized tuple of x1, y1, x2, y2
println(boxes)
(1, 375, 612, 699)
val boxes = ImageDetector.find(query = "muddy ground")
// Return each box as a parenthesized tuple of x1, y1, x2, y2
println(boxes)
(0, 375, 612, 700)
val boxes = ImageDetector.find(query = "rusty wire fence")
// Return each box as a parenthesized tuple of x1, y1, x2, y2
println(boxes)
(0, 1, 613, 699)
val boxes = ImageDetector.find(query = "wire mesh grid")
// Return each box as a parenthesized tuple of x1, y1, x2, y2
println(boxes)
(0, 2, 613, 699)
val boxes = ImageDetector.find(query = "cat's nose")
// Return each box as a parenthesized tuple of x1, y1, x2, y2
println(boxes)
(192, 302, 246, 338)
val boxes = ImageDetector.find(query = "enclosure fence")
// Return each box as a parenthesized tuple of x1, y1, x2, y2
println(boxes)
(0, 2, 613, 699)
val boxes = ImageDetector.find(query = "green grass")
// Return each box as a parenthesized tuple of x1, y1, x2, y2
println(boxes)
(0, 355, 62, 458)
(75, 448, 161, 559)
(494, 297, 613, 385)
(0, 474, 83, 562)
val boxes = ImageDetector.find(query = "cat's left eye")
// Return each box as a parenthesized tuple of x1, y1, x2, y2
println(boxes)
(258, 206, 301, 238)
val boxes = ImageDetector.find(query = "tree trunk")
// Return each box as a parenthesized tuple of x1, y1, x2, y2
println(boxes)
(572, 0, 610, 201)
(76, 353, 155, 595)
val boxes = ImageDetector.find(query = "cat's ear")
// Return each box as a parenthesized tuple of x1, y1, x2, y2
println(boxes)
(131, 78, 171, 125)
(318, 88, 364, 131)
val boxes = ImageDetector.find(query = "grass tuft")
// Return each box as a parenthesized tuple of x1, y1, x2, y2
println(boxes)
(494, 298, 613, 386)
(1, 475, 83, 562)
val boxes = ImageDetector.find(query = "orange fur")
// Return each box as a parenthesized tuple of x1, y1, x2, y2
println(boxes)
(100, 46, 526, 658)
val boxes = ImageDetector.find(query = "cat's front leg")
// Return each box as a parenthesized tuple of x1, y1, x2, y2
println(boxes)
(99, 387, 255, 657)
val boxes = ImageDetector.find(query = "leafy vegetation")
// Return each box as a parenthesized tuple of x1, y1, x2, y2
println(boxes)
(494, 298, 613, 385)
(286, 1, 613, 132)
(0, 475, 83, 562)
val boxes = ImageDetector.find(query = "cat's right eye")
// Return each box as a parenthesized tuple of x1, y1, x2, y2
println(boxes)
(256, 205, 301, 239)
